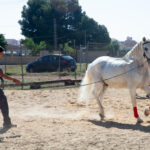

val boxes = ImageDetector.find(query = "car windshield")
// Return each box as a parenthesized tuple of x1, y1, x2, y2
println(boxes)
(62, 55, 73, 60)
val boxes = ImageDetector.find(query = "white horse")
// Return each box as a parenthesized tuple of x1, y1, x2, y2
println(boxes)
(78, 37, 150, 123)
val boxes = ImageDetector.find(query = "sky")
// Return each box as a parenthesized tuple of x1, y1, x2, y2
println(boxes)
(1, 0, 150, 42)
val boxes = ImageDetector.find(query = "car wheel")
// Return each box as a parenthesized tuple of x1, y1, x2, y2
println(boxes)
(29, 67, 34, 73)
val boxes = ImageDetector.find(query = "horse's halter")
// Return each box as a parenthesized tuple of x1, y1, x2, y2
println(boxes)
(143, 41, 150, 63)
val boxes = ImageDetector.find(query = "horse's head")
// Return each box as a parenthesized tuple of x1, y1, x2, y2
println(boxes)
(142, 37, 150, 64)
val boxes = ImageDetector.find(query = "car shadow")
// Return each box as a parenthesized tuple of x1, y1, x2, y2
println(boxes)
(88, 120, 150, 133)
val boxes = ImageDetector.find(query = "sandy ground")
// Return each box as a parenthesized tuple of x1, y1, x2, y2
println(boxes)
(0, 88, 150, 149)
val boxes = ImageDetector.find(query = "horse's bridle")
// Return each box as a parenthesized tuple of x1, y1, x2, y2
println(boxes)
(143, 41, 150, 63)
(143, 41, 150, 45)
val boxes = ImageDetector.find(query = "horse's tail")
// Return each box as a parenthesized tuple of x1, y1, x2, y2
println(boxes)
(78, 68, 94, 104)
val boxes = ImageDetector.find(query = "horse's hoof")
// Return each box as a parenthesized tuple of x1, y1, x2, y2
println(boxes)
(99, 113, 105, 121)
(137, 117, 143, 124)
(144, 108, 150, 116)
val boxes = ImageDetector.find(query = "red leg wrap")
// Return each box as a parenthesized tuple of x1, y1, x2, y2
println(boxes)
(133, 107, 139, 118)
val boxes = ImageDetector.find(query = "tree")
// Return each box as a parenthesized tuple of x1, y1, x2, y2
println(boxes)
(110, 40, 120, 56)
(23, 38, 46, 55)
(75, 13, 111, 46)
(63, 41, 75, 57)
(19, 0, 53, 45)
(19, 0, 81, 48)
(0, 34, 7, 49)
(19, 0, 111, 51)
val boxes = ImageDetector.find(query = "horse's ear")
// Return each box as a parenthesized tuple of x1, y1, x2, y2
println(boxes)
(143, 37, 146, 42)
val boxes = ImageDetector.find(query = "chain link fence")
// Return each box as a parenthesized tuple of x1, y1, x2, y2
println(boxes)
(1, 42, 110, 89)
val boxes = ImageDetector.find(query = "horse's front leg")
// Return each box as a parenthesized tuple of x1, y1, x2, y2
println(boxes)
(129, 88, 143, 123)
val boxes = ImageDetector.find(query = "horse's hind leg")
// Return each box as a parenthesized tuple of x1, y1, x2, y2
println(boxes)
(98, 84, 108, 120)
(93, 83, 108, 121)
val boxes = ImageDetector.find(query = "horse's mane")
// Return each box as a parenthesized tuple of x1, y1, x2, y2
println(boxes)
(124, 42, 143, 61)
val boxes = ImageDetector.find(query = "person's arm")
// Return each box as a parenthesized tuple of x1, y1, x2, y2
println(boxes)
(0, 69, 21, 85)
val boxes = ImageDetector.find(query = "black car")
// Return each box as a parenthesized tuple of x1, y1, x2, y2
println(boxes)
(26, 54, 76, 73)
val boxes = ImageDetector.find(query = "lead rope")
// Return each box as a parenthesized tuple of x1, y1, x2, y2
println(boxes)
(80, 61, 145, 87)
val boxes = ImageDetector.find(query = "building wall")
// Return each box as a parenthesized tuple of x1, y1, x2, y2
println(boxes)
(77, 50, 109, 63)
(0, 50, 109, 65)
(0, 56, 39, 65)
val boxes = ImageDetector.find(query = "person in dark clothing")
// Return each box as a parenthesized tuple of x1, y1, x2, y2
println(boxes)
(0, 46, 21, 128)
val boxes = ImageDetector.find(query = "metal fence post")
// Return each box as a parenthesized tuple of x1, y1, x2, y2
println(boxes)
(86, 42, 89, 70)
(20, 43, 24, 90)
(74, 40, 77, 80)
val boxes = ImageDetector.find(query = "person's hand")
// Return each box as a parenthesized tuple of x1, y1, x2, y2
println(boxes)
(13, 79, 22, 85)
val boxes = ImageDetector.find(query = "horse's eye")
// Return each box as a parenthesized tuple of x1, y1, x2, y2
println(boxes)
(145, 47, 148, 51)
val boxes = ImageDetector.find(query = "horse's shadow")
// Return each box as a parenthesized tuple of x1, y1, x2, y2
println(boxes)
(88, 120, 150, 133)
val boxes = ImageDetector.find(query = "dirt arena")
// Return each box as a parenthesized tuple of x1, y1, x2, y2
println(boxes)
(1, 87, 150, 150)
